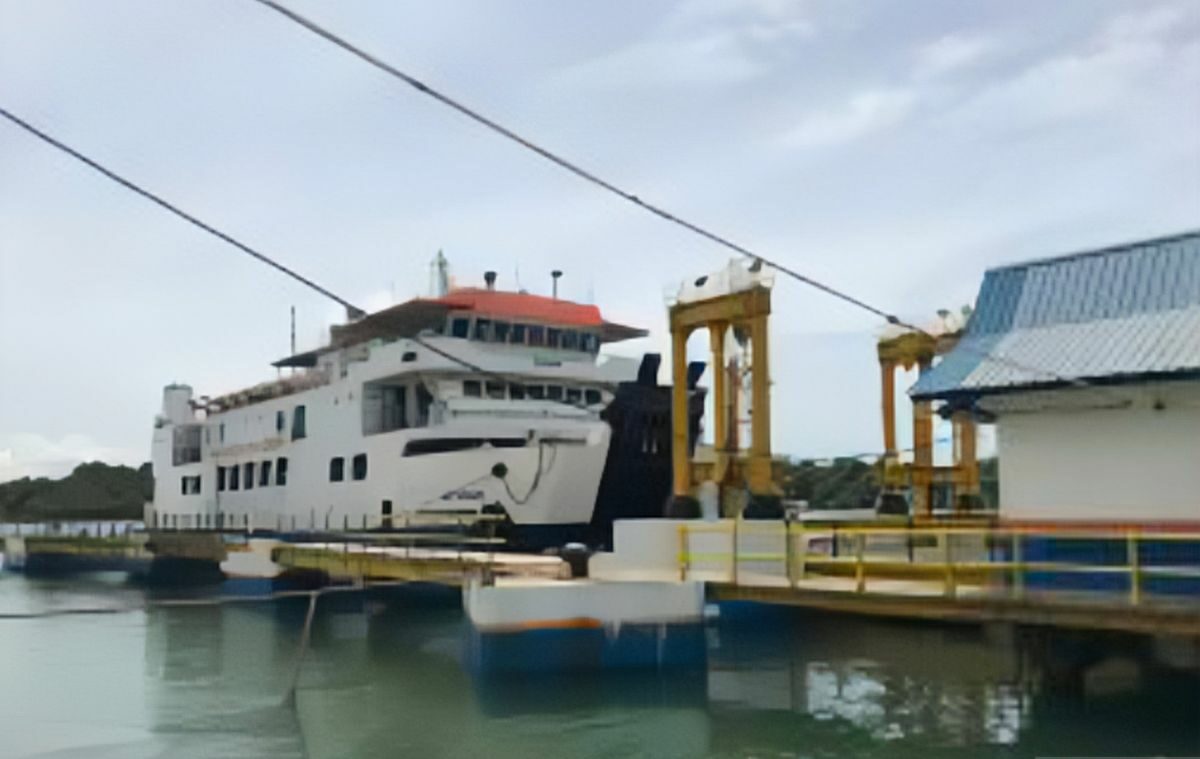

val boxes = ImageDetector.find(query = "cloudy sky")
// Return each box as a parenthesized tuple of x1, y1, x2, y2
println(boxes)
(1, 0, 1197, 480)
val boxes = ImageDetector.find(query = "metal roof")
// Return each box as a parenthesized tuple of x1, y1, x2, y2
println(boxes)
(911, 230, 1200, 400)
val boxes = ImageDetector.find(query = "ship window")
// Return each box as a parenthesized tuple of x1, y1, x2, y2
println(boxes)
(565, 387, 582, 404)
(547, 327, 562, 348)
(415, 382, 432, 427)
(585, 389, 602, 405)
(510, 323, 527, 344)
(528, 325, 545, 347)
(217, 466, 227, 492)
(276, 457, 288, 486)
(547, 385, 564, 401)
(493, 321, 510, 343)
(401, 351, 418, 362)
(463, 380, 482, 398)
(180, 476, 201, 495)
(219, 423, 225, 443)
(509, 384, 526, 400)
(450, 317, 470, 338)
(527, 385, 546, 400)
(329, 457, 345, 482)
(485, 381, 506, 399)
(581, 333, 599, 353)
(562, 330, 580, 351)
(172, 425, 202, 465)
(383, 385, 408, 431)
(292, 405, 307, 440)
(402, 437, 526, 456)
(260, 460, 272, 487)
(474, 318, 491, 341)
(229, 465, 240, 491)
(352, 453, 368, 481)
(243, 462, 255, 490)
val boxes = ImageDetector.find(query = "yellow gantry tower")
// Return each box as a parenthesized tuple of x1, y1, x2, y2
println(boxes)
(668, 261, 780, 518)
(877, 328, 980, 518)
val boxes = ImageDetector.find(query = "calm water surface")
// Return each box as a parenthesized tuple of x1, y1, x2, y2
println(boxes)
(0, 573, 1196, 758)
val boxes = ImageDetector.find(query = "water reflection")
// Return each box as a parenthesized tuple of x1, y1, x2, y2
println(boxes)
(1, 576, 1197, 758)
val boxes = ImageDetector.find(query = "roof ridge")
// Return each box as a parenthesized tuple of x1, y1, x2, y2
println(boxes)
(986, 228, 1200, 274)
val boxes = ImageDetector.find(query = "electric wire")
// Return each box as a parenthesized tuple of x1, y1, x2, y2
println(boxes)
(0, 105, 366, 319)
(252, 0, 1118, 400)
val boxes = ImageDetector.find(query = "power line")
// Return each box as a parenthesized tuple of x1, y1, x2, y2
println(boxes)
(252, 0, 900, 326)
(252, 0, 1119, 399)
(0, 106, 366, 320)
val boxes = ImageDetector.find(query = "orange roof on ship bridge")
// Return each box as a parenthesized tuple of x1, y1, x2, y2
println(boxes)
(430, 288, 604, 327)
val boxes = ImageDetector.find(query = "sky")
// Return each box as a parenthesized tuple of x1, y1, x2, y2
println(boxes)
(1, 0, 1198, 480)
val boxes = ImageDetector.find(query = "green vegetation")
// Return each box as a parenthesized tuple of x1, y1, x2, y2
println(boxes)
(776, 456, 1000, 511)
(0, 462, 152, 522)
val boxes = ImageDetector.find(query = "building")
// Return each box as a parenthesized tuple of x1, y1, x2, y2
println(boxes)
(911, 230, 1200, 526)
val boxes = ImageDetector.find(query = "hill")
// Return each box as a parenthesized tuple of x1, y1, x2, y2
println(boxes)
(0, 462, 153, 522)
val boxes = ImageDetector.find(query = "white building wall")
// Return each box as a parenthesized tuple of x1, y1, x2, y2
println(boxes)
(995, 384, 1200, 523)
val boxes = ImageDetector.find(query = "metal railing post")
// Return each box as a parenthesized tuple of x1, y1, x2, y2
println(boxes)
(784, 520, 795, 588)
(943, 529, 956, 598)
(855, 532, 866, 593)
(1128, 531, 1141, 606)
(1011, 530, 1024, 600)
(677, 523, 688, 581)
(731, 518, 739, 586)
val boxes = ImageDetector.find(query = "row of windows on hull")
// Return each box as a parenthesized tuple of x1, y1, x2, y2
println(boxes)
(449, 316, 600, 353)
(211, 457, 290, 493)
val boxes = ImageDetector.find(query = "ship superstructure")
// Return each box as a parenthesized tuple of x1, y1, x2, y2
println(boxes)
(150, 279, 648, 544)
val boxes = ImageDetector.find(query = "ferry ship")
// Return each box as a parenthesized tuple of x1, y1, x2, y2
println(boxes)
(149, 269, 667, 549)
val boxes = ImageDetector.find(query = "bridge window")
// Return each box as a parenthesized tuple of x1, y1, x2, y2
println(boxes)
(474, 318, 491, 341)
(581, 333, 599, 353)
(509, 384, 526, 400)
(547, 385, 564, 401)
(585, 389, 602, 405)
(485, 381, 506, 399)
(352, 453, 368, 481)
(172, 425, 202, 465)
(292, 405, 307, 440)
(510, 323, 527, 344)
(260, 460, 272, 487)
(493, 321, 510, 343)
(527, 385, 546, 400)
(243, 462, 255, 490)
(217, 466, 227, 492)
(528, 325, 545, 347)
(450, 317, 470, 338)
(547, 327, 562, 348)
(330, 457, 345, 482)
(382, 385, 408, 431)
(276, 457, 288, 486)
(463, 380, 482, 398)
(230, 465, 240, 491)
(566, 387, 582, 404)
(562, 330, 579, 351)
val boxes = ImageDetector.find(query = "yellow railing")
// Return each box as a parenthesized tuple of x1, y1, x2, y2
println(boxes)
(676, 520, 1200, 607)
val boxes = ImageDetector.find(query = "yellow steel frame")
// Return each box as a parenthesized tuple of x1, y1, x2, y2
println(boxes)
(673, 520, 1200, 636)
(669, 285, 773, 500)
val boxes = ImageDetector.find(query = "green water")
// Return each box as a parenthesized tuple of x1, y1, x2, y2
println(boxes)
(0, 573, 1196, 758)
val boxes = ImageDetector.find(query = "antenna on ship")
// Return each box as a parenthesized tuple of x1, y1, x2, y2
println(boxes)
(430, 250, 450, 297)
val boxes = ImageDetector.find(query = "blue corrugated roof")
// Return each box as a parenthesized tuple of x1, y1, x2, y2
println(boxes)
(911, 230, 1200, 399)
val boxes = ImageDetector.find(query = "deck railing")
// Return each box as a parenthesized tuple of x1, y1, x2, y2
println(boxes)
(676, 520, 1200, 607)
